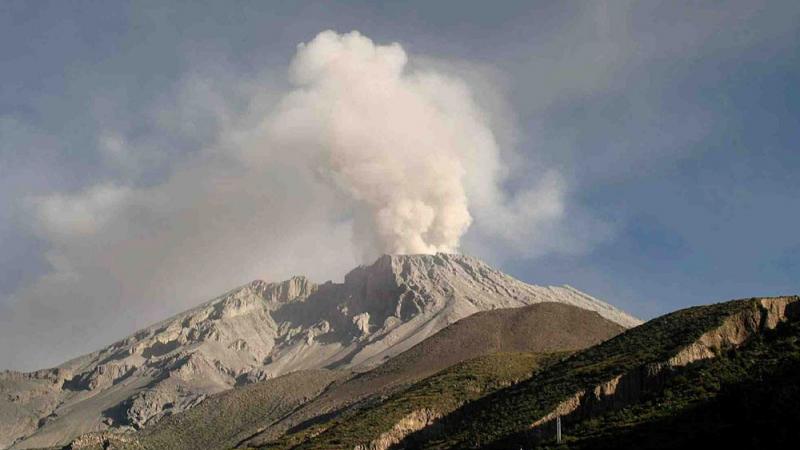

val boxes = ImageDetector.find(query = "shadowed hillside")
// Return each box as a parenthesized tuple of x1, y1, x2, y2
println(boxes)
(387, 296, 799, 449)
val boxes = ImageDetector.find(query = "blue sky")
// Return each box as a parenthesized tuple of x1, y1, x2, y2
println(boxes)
(1, 0, 798, 370)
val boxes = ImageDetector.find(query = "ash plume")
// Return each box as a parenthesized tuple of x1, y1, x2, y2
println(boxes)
(269, 31, 481, 258)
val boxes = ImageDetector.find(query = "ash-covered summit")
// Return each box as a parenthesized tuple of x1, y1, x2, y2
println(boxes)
(0, 253, 638, 449)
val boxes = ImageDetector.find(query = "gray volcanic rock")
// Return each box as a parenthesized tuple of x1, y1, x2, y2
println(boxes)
(0, 253, 639, 449)
(121, 369, 345, 450)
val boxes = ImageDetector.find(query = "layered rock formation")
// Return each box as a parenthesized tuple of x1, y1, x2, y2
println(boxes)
(529, 296, 800, 434)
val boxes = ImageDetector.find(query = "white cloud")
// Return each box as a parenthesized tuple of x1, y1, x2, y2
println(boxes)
(31, 184, 132, 238)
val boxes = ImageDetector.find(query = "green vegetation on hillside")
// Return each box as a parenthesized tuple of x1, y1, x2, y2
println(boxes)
(261, 352, 563, 450)
(563, 317, 800, 449)
(398, 298, 791, 449)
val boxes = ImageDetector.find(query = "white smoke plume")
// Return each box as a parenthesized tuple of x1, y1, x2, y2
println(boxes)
(265, 31, 575, 260)
(268, 31, 484, 257)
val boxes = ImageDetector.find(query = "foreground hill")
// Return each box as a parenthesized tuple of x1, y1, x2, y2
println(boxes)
(378, 295, 799, 449)
(563, 314, 800, 448)
(266, 352, 561, 450)
(235, 302, 624, 450)
(0, 254, 637, 449)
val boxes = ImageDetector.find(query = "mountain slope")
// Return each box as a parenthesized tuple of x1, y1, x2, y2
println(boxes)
(0, 253, 638, 449)
(117, 369, 343, 450)
(60, 302, 624, 450)
(273, 352, 559, 450)
(238, 302, 625, 449)
(384, 296, 798, 449)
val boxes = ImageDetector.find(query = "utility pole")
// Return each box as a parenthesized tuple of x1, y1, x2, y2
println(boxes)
(556, 416, 562, 444)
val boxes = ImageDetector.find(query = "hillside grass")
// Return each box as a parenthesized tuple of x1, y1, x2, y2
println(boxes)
(260, 352, 564, 450)
(243, 302, 623, 450)
(402, 298, 764, 449)
(562, 317, 800, 449)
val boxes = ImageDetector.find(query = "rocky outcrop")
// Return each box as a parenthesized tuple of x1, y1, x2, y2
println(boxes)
(355, 408, 443, 450)
(69, 431, 133, 450)
(529, 296, 799, 435)
(2, 253, 637, 449)
(66, 363, 137, 392)
(254, 276, 318, 305)
(0, 370, 65, 449)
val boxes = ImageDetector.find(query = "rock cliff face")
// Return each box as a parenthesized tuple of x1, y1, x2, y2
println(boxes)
(529, 297, 799, 434)
(354, 408, 443, 450)
(0, 253, 638, 449)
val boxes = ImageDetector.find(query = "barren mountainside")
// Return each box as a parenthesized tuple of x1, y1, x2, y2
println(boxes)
(0, 253, 638, 449)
